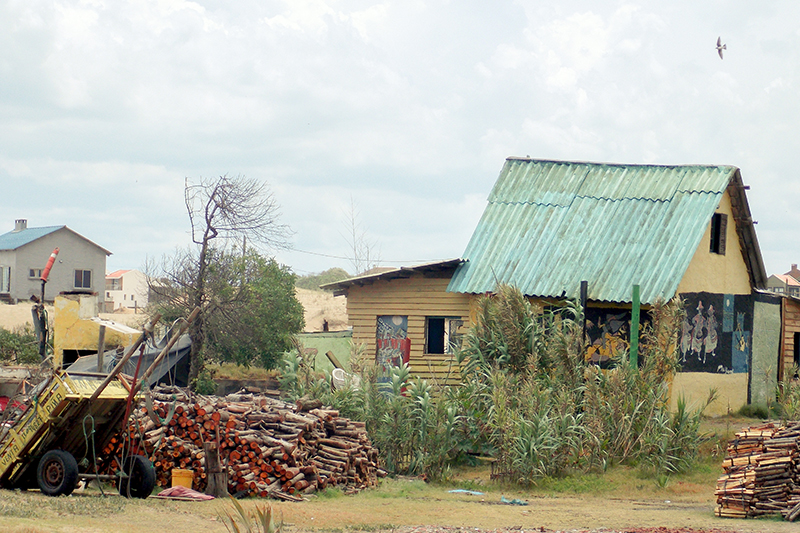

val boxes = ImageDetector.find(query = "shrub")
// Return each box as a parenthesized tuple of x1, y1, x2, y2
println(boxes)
(0, 325, 40, 364)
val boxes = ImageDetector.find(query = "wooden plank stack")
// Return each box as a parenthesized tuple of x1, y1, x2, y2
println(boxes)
(103, 385, 384, 501)
(715, 421, 800, 520)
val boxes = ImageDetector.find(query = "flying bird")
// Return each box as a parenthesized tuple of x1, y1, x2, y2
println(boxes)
(716, 36, 726, 59)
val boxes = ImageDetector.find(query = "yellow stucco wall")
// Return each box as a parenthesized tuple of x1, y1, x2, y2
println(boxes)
(669, 371, 748, 417)
(675, 191, 752, 296)
(53, 293, 138, 369)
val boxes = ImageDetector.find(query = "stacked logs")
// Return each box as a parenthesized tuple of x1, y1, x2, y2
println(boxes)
(715, 422, 800, 519)
(104, 385, 383, 501)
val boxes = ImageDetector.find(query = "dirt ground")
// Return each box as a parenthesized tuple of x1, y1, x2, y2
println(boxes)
(0, 289, 347, 333)
(0, 477, 795, 533)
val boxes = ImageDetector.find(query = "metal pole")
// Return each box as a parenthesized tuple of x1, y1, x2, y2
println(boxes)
(96, 325, 106, 373)
(630, 284, 640, 369)
(132, 307, 200, 396)
(89, 313, 161, 401)
(580, 280, 588, 344)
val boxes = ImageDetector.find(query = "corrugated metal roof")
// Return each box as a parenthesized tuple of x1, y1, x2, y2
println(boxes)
(0, 226, 63, 250)
(447, 158, 742, 304)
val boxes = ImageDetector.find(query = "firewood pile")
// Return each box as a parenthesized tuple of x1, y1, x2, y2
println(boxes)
(715, 421, 800, 520)
(103, 385, 385, 501)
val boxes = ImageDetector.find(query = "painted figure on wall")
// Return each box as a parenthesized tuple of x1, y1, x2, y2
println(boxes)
(679, 292, 751, 374)
(705, 304, 718, 358)
(691, 301, 706, 358)
(585, 311, 629, 364)
(376, 315, 411, 375)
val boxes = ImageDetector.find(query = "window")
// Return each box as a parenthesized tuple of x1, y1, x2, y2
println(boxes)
(29, 268, 43, 279)
(710, 213, 727, 255)
(74, 269, 92, 289)
(794, 332, 800, 379)
(106, 278, 122, 291)
(425, 317, 464, 354)
(0, 266, 10, 293)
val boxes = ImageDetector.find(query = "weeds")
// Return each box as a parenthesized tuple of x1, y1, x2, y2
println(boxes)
(219, 496, 282, 533)
(278, 284, 711, 487)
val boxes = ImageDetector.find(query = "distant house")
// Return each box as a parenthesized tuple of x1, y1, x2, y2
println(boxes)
(767, 273, 800, 298)
(105, 269, 149, 311)
(326, 158, 777, 414)
(0, 219, 111, 304)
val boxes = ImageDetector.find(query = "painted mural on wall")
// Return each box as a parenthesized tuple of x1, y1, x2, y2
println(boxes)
(678, 292, 751, 374)
(585, 309, 632, 365)
(376, 315, 411, 374)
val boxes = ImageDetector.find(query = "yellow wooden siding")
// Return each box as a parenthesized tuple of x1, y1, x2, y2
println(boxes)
(345, 274, 472, 383)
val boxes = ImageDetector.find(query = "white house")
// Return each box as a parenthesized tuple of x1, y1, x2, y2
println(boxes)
(105, 269, 149, 311)
(0, 219, 110, 304)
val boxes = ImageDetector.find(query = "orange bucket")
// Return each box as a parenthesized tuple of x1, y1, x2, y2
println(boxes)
(171, 468, 193, 489)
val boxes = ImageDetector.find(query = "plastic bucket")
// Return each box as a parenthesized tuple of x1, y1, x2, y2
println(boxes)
(171, 468, 193, 489)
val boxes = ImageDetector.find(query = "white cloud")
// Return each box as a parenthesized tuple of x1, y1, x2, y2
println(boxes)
(1, 0, 800, 278)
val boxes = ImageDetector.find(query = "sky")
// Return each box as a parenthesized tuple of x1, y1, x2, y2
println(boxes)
(1, 1, 798, 279)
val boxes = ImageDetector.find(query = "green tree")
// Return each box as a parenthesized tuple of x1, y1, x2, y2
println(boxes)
(206, 252, 304, 369)
(147, 175, 291, 385)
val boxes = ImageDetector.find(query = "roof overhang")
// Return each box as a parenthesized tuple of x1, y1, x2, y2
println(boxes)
(320, 259, 464, 296)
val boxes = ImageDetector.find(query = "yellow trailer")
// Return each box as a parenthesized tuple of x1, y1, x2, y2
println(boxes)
(0, 370, 154, 497)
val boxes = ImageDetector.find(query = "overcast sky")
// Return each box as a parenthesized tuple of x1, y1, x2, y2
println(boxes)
(2, 1, 798, 279)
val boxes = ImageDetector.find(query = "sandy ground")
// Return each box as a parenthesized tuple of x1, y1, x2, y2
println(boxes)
(0, 289, 348, 333)
(296, 288, 348, 332)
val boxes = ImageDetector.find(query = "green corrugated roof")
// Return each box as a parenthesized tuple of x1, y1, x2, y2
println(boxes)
(447, 158, 761, 304)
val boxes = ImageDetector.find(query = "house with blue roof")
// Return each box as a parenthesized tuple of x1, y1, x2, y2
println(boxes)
(0, 219, 111, 305)
(324, 157, 783, 415)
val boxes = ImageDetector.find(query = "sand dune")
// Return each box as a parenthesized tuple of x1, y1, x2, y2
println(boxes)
(0, 289, 348, 333)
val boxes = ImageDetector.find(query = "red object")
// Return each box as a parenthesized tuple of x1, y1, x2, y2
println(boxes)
(40, 247, 59, 281)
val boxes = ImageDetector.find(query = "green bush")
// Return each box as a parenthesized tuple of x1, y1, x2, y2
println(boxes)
(277, 284, 710, 486)
(0, 325, 40, 364)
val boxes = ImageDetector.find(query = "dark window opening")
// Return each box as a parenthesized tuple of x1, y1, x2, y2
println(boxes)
(710, 212, 727, 255)
(425, 317, 464, 355)
(426, 318, 445, 354)
(794, 332, 800, 379)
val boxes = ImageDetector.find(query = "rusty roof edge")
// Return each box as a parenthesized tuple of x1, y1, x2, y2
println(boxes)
(726, 169, 767, 290)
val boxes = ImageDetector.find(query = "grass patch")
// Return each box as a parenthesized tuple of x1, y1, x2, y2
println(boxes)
(209, 362, 276, 380)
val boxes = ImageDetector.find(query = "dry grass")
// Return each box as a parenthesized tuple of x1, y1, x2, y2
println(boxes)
(0, 457, 793, 533)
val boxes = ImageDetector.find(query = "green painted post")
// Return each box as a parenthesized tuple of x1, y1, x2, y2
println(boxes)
(630, 284, 640, 369)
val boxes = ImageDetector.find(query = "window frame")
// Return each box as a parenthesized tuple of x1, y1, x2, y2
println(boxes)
(74, 269, 92, 289)
(709, 212, 727, 255)
(424, 316, 464, 355)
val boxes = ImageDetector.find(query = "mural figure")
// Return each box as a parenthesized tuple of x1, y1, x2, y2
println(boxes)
(731, 312, 750, 374)
(585, 312, 628, 364)
(704, 304, 718, 362)
(681, 316, 692, 362)
(376, 316, 410, 376)
(691, 301, 706, 358)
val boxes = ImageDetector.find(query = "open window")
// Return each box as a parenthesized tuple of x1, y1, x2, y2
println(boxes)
(425, 317, 464, 355)
(710, 212, 727, 255)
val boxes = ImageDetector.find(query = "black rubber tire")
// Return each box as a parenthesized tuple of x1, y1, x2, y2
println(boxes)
(36, 450, 79, 497)
(118, 454, 156, 499)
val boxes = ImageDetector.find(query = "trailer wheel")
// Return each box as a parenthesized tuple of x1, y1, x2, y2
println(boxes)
(118, 454, 156, 499)
(37, 450, 79, 496)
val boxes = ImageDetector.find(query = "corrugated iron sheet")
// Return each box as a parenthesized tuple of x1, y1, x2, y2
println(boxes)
(447, 158, 738, 304)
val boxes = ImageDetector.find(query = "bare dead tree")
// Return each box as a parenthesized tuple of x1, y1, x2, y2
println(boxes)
(148, 175, 291, 386)
(341, 196, 381, 275)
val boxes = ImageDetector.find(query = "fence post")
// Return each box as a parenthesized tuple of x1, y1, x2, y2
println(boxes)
(630, 284, 640, 369)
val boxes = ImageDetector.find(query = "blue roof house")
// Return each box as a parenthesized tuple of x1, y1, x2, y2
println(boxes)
(0, 219, 111, 305)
